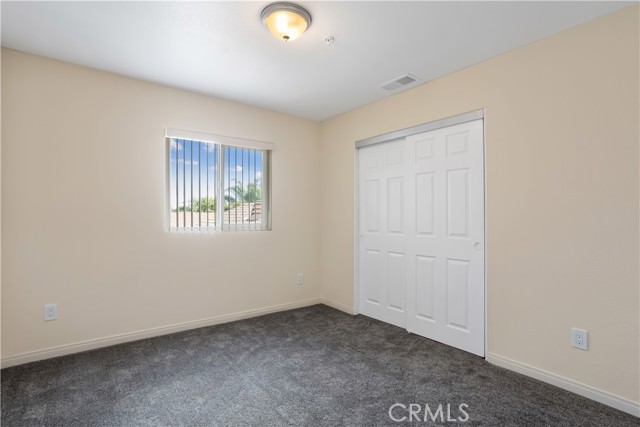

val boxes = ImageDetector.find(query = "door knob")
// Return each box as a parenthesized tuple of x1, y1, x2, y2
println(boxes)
(474, 242, 482, 250)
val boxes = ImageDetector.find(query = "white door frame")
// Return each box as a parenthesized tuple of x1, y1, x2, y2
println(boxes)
(353, 108, 488, 358)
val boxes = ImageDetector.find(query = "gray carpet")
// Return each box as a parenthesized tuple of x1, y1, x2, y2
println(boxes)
(1, 304, 637, 426)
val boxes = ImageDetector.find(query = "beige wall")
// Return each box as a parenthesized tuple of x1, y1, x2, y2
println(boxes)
(1, 48, 321, 359)
(319, 6, 639, 403)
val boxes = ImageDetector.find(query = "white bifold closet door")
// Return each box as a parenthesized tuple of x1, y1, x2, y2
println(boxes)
(358, 119, 485, 356)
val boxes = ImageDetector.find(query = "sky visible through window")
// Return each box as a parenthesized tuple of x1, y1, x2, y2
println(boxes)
(169, 139, 262, 212)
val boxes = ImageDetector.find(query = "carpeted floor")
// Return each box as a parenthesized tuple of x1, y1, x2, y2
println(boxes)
(1, 304, 637, 426)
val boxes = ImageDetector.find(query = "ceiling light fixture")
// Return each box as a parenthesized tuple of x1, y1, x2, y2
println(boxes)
(261, 2, 312, 42)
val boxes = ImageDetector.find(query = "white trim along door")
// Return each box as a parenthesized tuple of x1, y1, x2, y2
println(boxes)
(357, 116, 485, 356)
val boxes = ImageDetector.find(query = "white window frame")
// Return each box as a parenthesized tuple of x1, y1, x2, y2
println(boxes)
(165, 128, 273, 232)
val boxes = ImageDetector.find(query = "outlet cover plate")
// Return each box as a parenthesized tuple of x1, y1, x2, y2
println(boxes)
(571, 328, 588, 350)
(44, 304, 57, 321)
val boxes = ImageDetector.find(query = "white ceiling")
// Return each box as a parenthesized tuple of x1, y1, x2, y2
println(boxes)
(1, 1, 632, 121)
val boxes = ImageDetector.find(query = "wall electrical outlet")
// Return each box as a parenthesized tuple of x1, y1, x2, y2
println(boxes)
(571, 328, 588, 350)
(44, 304, 58, 321)
(296, 273, 304, 285)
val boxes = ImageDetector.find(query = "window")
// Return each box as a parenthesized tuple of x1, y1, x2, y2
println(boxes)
(166, 129, 272, 232)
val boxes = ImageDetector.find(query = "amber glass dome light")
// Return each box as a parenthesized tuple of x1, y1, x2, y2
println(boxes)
(261, 3, 312, 42)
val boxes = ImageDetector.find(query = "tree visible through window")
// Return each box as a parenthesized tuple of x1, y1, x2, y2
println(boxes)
(168, 136, 270, 231)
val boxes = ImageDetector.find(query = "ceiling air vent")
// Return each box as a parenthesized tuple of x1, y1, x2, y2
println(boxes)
(381, 74, 420, 91)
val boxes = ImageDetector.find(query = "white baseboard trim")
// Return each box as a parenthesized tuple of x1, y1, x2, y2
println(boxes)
(1, 298, 323, 369)
(320, 297, 354, 315)
(486, 353, 639, 417)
